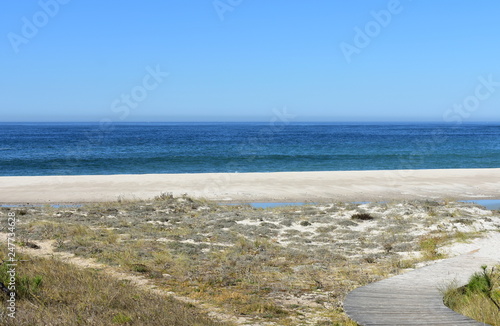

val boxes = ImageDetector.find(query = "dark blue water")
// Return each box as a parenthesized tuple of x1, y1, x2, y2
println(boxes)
(0, 122, 499, 176)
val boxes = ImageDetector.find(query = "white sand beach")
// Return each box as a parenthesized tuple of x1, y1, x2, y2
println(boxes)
(0, 168, 499, 203)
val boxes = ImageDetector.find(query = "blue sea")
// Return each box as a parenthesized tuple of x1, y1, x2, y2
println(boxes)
(0, 122, 499, 176)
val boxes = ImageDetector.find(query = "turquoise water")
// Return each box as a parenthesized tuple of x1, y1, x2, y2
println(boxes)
(0, 122, 499, 176)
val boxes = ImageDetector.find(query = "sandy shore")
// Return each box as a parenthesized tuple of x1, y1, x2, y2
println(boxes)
(0, 168, 499, 203)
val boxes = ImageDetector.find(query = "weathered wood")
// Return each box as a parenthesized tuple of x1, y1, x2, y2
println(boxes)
(344, 249, 499, 325)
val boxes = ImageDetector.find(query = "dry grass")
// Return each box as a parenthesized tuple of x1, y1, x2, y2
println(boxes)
(0, 247, 227, 326)
(0, 198, 499, 325)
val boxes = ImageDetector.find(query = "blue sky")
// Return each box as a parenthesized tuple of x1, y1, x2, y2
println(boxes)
(1, 0, 499, 122)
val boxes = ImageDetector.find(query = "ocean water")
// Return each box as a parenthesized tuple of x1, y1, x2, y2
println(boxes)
(0, 122, 499, 176)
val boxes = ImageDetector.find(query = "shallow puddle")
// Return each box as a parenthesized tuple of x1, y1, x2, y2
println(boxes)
(460, 199, 500, 210)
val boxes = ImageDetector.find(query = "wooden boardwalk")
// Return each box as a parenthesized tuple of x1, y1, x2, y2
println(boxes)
(344, 239, 499, 325)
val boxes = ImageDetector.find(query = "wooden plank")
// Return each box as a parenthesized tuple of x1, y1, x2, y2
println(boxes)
(344, 249, 499, 326)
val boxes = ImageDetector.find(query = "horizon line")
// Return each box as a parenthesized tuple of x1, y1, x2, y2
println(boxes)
(1, 120, 499, 124)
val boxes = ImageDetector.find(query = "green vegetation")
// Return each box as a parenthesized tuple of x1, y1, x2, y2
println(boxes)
(0, 198, 498, 325)
(0, 247, 226, 326)
(419, 231, 479, 261)
(444, 265, 500, 326)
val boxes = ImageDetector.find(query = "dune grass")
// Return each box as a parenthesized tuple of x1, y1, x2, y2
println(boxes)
(0, 197, 498, 325)
(444, 265, 500, 326)
(0, 246, 227, 326)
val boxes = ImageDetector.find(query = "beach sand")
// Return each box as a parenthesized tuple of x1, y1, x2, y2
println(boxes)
(0, 168, 499, 203)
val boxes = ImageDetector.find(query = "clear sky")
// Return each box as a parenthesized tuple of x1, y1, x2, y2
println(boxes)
(1, 0, 499, 122)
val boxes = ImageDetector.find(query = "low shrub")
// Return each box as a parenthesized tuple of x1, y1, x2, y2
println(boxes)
(351, 213, 375, 221)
